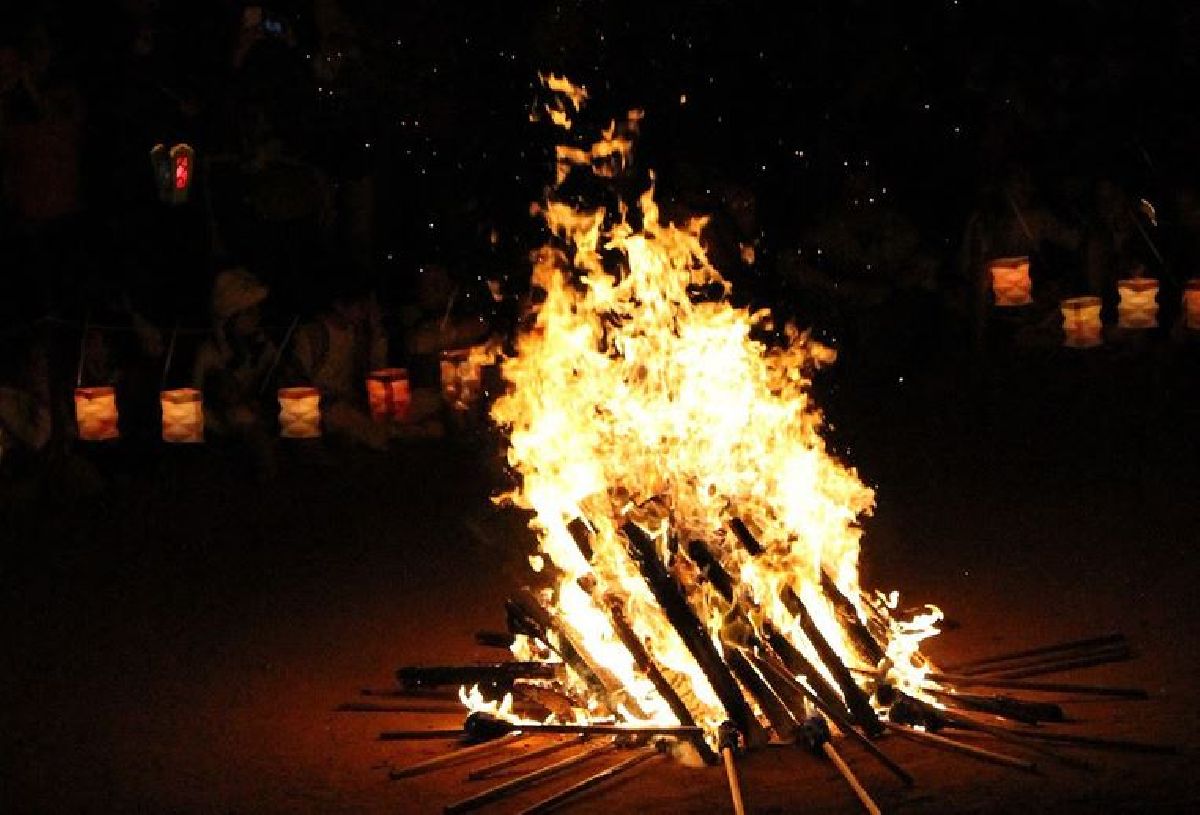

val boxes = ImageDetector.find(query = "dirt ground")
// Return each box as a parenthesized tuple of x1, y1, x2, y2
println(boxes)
(2, 336, 1198, 813)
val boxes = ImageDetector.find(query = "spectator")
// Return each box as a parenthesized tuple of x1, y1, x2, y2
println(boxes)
(193, 267, 277, 473)
(286, 275, 390, 449)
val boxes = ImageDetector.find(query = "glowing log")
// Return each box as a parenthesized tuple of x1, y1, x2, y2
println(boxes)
(366, 368, 411, 422)
(277, 387, 321, 438)
(160, 388, 204, 443)
(988, 256, 1032, 307)
(1060, 296, 1103, 348)
(74, 387, 119, 441)
(1183, 279, 1200, 330)
(1116, 278, 1159, 328)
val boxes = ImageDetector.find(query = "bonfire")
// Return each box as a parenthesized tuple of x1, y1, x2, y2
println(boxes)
(344, 75, 1161, 815)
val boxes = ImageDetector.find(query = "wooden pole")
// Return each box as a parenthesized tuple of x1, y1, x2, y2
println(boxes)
(719, 723, 747, 815)
(824, 741, 882, 815)
(443, 740, 616, 814)
(945, 633, 1126, 673)
(519, 746, 663, 815)
(468, 736, 587, 780)
(884, 723, 1037, 773)
(922, 673, 1148, 699)
(388, 733, 522, 779)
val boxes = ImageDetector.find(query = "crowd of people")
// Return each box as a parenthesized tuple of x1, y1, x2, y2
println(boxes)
(2, 2, 1200, 483)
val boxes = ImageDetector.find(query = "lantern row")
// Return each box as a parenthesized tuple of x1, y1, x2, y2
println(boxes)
(989, 257, 1200, 347)
(74, 347, 493, 443)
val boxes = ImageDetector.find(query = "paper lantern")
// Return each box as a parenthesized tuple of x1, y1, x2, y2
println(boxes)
(988, 256, 1032, 307)
(278, 387, 322, 438)
(366, 368, 411, 422)
(75, 387, 119, 441)
(1183, 279, 1200, 331)
(1060, 296, 1102, 349)
(439, 347, 488, 413)
(160, 388, 204, 443)
(150, 143, 195, 205)
(1116, 278, 1159, 329)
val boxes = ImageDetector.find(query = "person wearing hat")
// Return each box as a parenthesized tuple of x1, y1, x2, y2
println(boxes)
(193, 268, 277, 461)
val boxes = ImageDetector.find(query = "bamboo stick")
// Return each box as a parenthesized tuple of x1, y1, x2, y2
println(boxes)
(980, 648, 1133, 680)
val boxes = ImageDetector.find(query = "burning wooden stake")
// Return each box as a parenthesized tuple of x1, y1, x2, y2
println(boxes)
(802, 716, 882, 815)
(718, 722, 748, 815)
(751, 651, 915, 787)
(780, 585, 884, 737)
(623, 521, 767, 746)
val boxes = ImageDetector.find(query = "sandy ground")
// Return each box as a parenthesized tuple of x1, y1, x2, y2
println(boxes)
(2, 337, 1198, 813)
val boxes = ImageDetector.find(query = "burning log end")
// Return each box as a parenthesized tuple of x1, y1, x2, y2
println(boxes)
(567, 517, 595, 562)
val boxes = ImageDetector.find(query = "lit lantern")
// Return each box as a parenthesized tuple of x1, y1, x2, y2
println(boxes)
(1060, 296, 1102, 349)
(988, 256, 1033, 306)
(1183, 279, 1200, 331)
(366, 368, 412, 422)
(74, 386, 119, 441)
(1116, 278, 1159, 329)
(160, 388, 204, 443)
(278, 387, 322, 438)
(149, 143, 195, 205)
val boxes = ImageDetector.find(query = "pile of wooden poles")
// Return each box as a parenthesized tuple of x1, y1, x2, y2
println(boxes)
(338, 519, 1172, 813)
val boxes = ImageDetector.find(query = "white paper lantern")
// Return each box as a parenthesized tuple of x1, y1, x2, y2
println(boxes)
(1060, 296, 1102, 349)
(278, 387, 321, 438)
(75, 387, 119, 441)
(160, 388, 204, 443)
(1183, 279, 1200, 331)
(1116, 278, 1158, 329)
(989, 256, 1032, 307)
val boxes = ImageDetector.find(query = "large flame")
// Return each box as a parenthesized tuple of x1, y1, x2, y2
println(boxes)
(487, 76, 939, 741)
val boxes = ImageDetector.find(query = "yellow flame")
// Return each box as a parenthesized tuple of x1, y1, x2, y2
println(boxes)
(489, 74, 938, 740)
